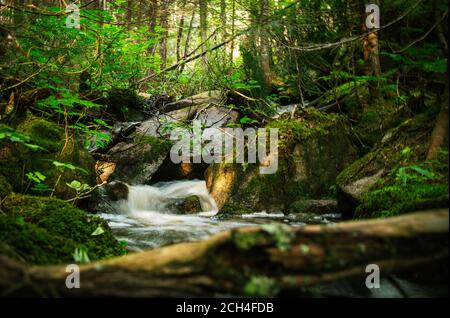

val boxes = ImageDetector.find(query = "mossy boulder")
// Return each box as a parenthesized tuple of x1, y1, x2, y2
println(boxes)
(108, 134, 172, 185)
(107, 88, 145, 121)
(336, 113, 448, 218)
(355, 148, 449, 218)
(351, 99, 409, 153)
(206, 108, 358, 214)
(0, 194, 124, 265)
(0, 117, 96, 200)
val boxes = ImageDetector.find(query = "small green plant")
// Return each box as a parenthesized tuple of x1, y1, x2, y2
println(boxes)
(25, 171, 50, 193)
(72, 245, 90, 264)
(244, 276, 279, 297)
(0, 126, 45, 151)
(66, 180, 97, 205)
(396, 165, 435, 185)
(50, 161, 88, 198)
(239, 116, 258, 126)
(261, 223, 294, 251)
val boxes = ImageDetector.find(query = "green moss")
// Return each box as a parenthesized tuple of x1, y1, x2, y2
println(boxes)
(0, 194, 124, 264)
(0, 116, 96, 200)
(352, 99, 409, 153)
(244, 276, 279, 297)
(138, 135, 173, 163)
(267, 107, 347, 152)
(356, 183, 449, 218)
(356, 148, 449, 218)
(232, 231, 269, 251)
(17, 117, 63, 152)
(337, 114, 435, 188)
(0, 215, 76, 264)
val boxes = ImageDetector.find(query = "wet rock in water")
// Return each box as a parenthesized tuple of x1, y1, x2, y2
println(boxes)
(206, 107, 358, 214)
(179, 195, 202, 214)
(0, 194, 124, 265)
(0, 117, 96, 200)
(336, 113, 449, 218)
(104, 181, 129, 201)
(288, 199, 338, 215)
(107, 135, 172, 185)
(166, 193, 206, 214)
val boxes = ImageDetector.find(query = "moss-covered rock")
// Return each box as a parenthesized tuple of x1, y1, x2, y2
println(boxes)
(336, 113, 448, 218)
(0, 116, 96, 200)
(352, 99, 409, 154)
(0, 194, 124, 265)
(355, 148, 449, 218)
(107, 88, 145, 121)
(108, 134, 172, 185)
(206, 108, 358, 214)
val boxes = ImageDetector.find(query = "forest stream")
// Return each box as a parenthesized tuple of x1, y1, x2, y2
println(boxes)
(0, 0, 448, 300)
(98, 180, 339, 251)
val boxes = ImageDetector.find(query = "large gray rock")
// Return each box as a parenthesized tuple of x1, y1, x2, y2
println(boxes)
(162, 90, 223, 112)
(336, 114, 435, 218)
(107, 135, 172, 185)
(136, 105, 239, 138)
(206, 108, 358, 214)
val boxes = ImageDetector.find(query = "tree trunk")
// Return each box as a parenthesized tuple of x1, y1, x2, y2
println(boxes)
(259, 0, 272, 87)
(176, 0, 187, 63)
(427, 82, 449, 160)
(0, 210, 447, 297)
(220, 0, 227, 42)
(230, 0, 235, 62)
(126, 0, 133, 31)
(159, 0, 169, 69)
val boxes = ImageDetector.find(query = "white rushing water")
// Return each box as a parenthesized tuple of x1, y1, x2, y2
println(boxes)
(98, 180, 338, 251)
(99, 180, 254, 250)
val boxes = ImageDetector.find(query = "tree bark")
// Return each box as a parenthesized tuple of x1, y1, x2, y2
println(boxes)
(0, 209, 447, 297)
(427, 82, 449, 160)
(260, 0, 272, 87)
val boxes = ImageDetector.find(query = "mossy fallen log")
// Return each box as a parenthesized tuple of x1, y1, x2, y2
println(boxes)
(0, 209, 448, 297)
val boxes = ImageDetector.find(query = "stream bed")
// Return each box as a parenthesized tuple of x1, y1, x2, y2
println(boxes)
(97, 180, 340, 251)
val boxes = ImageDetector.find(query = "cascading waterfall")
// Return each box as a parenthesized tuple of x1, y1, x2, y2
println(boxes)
(100, 179, 335, 251)
(114, 180, 218, 217)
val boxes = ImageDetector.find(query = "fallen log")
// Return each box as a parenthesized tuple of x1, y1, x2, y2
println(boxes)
(0, 209, 448, 297)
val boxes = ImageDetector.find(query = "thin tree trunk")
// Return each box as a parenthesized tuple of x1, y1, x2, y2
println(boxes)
(229, 0, 235, 62)
(260, 0, 272, 87)
(220, 0, 227, 42)
(176, 0, 187, 63)
(159, 0, 169, 69)
(126, 0, 133, 30)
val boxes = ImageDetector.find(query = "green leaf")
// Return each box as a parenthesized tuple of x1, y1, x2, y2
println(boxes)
(91, 226, 105, 236)
(67, 180, 82, 190)
(408, 165, 435, 179)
